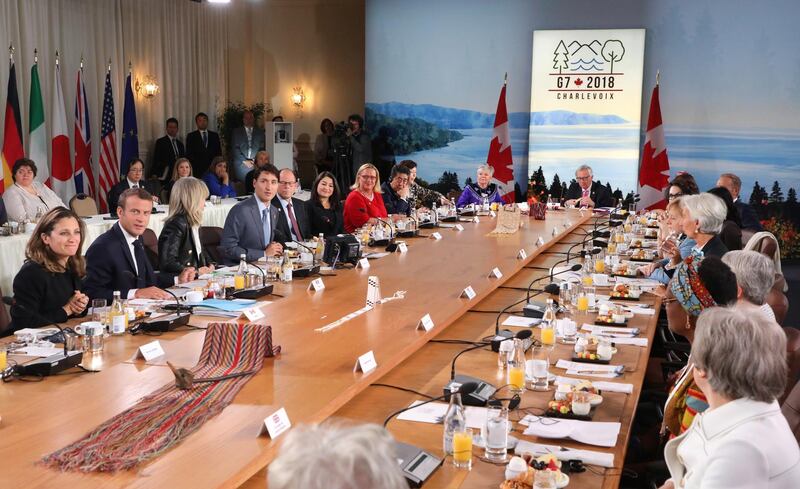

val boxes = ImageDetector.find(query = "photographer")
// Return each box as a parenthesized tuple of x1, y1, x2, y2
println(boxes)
(347, 114, 372, 177)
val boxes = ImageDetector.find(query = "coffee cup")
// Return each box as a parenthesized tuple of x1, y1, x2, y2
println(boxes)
(185, 290, 204, 303)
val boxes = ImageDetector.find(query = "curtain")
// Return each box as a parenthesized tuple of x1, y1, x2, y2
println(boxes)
(0, 0, 227, 188)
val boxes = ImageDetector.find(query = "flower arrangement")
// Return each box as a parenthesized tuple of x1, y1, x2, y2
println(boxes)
(761, 217, 800, 259)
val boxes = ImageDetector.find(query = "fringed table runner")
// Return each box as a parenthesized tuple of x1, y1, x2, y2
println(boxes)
(42, 322, 280, 472)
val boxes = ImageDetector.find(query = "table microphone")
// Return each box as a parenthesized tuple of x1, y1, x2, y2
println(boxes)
(550, 252, 596, 281)
(231, 261, 274, 299)
(383, 381, 479, 427)
(290, 241, 321, 278)
(374, 217, 399, 252)
(123, 272, 192, 333)
(2, 296, 84, 376)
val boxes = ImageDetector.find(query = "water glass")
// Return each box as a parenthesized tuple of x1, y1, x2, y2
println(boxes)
(483, 407, 509, 462)
(560, 319, 577, 344)
(526, 348, 550, 391)
(266, 257, 282, 281)
(534, 469, 556, 489)
(91, 299, 108, 326)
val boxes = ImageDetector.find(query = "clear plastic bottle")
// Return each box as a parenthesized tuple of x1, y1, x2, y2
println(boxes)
(281, 251, 293, 283)
(109, 291, 128, 335)
(482, 196, 490, 212)
(314, 233, 325, 263)
(235, 254, 248, 290)
(442, 392, 466, 456)
(508, 338, 527, 394)
(581, 255, 594, 286)
(542, 297, 557, 326)
(432, 202, 438, 225)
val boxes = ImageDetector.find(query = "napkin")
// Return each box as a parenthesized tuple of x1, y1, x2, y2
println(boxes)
(554, 376, 634, 394)
(520, 416, 621, 447)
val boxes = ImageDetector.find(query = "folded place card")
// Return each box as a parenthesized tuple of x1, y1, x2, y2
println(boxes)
(354, 350, 377, 373)
(556, 359, 625, 375)
(136, 340, 165, 362)
(243, 307, 265, 322)
(536, 236, 545, 246)
(554, 375, 634, 394)
(461, 286, 477, 300)
(454, 224, 464, 231)
(489, 267, 503, 279)
(308, 278, 325, 291)
(417, 314, 435, 331)
(259, 407, 291, 439)
(517, 249, 528, 260)
(398, 242, 408, 253)
(430, 232, 443, 240)
(592, 273, 610, 286)
(473, 216, 480, 223)
(357, 258, 370, 269)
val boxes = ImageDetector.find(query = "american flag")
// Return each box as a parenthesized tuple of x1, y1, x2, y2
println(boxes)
(97, 70, 119, 212)
(74, 68, 96, 198)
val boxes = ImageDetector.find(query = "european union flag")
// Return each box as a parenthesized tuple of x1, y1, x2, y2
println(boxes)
(120, 72, 138, 175)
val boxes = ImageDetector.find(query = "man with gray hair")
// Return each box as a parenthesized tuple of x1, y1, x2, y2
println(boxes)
(722, 250, 777, 322)
(716, 173, 763, 231)
(268, 422, 408, 489)
(564, 164, 614, 208)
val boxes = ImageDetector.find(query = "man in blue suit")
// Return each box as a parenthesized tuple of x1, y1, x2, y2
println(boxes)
(221, 164, 288, 265)
(230, 110, 266, 182)
(83, 188, 194, 302)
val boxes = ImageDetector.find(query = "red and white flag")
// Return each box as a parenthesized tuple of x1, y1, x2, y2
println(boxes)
(51, 58, 75, 201)
(637, 82, 670, 210)
(486, 78, 515, 203)
(97, 69, 118, 212)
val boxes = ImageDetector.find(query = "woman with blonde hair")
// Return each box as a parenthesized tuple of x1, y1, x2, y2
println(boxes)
(158, 177, 214, 279)
(343, 163, 387, 232)
(163, 157, 193, 201)
(8, 207, 89, 333)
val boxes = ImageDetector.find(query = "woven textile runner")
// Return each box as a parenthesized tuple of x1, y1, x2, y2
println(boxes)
(41, 322, 280, 472)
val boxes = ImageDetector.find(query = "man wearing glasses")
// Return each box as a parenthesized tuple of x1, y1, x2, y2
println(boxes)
(564, 164, 614, 208)
(380, 165, 412, 216)
(273, 169, 311, 242)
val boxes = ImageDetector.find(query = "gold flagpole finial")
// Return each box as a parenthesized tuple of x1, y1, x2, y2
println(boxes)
(107, 58, 112, 72)
(128, 60, 132, 74)
(80, 54, 84, 70)
(55, 50, 60, 67)
(8, 43, 14, 61)
(33, 48, 38, 64)
(656, 70, 661, 86)
(504, 72, 508, 86)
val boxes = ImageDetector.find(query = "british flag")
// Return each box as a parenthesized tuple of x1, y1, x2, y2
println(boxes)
(74, 68, 96, 198)
(97, 70, 119, 212)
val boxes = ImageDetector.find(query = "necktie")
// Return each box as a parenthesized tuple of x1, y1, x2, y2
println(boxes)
(171, 138, 179, 158)
(202, 131, 208, 148)
(132, 239, 147, 288)
(262, 208, 271, 246)
(286, 202, 303, 241)
(582, 188, 589, 198)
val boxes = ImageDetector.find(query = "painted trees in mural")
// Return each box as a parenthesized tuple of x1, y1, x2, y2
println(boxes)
(750, 182, 768, 206)
(770, 181, 784, 203)
(553, 41, 569, 74)
(601, 40, 625, 74)
(549, 174, 563, 200)
(527, 166, 548, 202)
(429, 171, 461, 196)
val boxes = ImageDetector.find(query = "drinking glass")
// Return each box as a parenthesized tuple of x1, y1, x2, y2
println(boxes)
(572, 391, 591, 416)
(267, 257, 282, 281)
(526, 348, 550, 391)
(91, 299, 108, 326)
(560, 320, 577, 344)
(483, 407, 509, 462)
(534, 469, 556, 489)
(0, 345, 7, 370)
(452, 428, 473, 469)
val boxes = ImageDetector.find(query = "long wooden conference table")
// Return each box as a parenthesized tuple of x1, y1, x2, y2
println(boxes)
(0, 208, 661, 488)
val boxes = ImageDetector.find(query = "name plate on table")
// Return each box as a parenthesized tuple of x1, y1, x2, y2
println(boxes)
(454, 224, 464, 231)
(136, 340, 165, 362)
(473, 216, 480, 223)
(259, 407, 292, 439)
(354, 350, 377, 373)
(397, 242, 408, 253)
(357, 257, 370, 269)
(489, 267, 503, 279)
(461, 286, 477, 300)
(517, 249, 528, 260)
(430, 232, 443, 240)
(243, 306, 265, 322)
(536, 236, 545, 246)
(308, 278, 325, 291)
(490, 210, 497, 218)
(417, 314, 435, 331)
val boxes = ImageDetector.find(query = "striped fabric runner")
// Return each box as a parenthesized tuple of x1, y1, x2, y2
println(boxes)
(41, 322, 280, 472)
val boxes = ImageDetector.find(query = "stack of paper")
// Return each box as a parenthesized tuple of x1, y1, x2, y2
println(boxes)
(395, 401, 489, 429)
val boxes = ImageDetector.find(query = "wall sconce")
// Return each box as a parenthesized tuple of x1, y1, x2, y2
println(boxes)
(291, 86, 306, 116)
(135, 75, 160, 99)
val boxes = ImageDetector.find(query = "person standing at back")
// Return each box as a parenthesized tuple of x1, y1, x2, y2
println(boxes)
(230, 110, 265, 182)
(150, 117, 185, 184)
(185, 112, 222, 178)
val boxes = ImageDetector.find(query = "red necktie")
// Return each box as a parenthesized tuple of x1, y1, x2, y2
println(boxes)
(287, 202, 303, 241)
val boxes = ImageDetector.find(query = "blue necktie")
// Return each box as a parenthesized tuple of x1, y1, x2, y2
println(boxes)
(262, 208, 271, 246)
(202, 131, 208, 148)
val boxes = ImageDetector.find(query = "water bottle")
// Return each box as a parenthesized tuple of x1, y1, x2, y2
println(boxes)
(482, 196, 490, 212)
(443, 392, 466, 455)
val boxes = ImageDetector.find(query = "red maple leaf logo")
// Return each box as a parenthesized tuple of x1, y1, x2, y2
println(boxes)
(639, 142, 670, 190)
(574, 78, 583, 86)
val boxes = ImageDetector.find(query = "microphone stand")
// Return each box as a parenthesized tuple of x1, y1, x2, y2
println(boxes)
(290, 241, 322, 277)
(375, 217, 398, 252)
(131, 286, 192, 334)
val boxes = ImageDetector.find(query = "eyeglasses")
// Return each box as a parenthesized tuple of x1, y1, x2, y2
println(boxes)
(576, 175, 592, 181)
(360, 175, 377, 181)
(668, 192, 683, 199)
(279, 181, 297, 186)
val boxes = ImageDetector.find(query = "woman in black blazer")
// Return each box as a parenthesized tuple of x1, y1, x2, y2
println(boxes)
(158, 177, 215, 278)
(8, 207, 89, 334)
(308, 171, 344, 237)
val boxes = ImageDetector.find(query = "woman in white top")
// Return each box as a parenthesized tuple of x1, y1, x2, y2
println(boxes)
(661, 307, 800, 489)
(721, 250, 778, 322)
(2, 158, 66, 223)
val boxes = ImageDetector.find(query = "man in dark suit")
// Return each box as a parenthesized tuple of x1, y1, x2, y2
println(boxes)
(84, 188, 193, 302)
(185, 112, 222, 178)
(717, 173, 764, 232)
(230, 110, 266, 182)
(564, 164, 615, 208)
(220, 164, 288, 265)
(272, 168, 311, 242)
(107, 158, 159, 216)
(150, 117, 185, 183)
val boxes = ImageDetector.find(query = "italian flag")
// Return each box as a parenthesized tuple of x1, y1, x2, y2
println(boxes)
(29, 60, 49, 186)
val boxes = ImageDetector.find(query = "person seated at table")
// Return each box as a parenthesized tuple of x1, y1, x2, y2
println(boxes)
(202, 156, 237, 198)
(2, 158, 65, 223)
(343, 163, 388, 233)
(665, 172, 699, 201)
(660, 307, 799, 489)
(268, 422, 408, 489)
(162, 157, 193, 203)
(83, 188, 192, 302)
(107, 158, 159, 216)
(7, 207, 89, 333)
(308, 171, 344, 237)
(563, 164, 614, 208)
(660, 193, 729, 278)
(662, 256, 738, 438)
(244, 151, 271, 195)
(273, 169, 311, 242)
(398, 159, 449, 209)
(716, 172, 764, 232)
(0, 198, 7, 225)
(722, 250, 778, 323)
(381, 164, 412, 216)
(638, 198, 696, 284)
(456, 164, 505, 208)
(220, 164, 286, 265)
(158, 177, 215, 279)
(707, 186, 743, 251)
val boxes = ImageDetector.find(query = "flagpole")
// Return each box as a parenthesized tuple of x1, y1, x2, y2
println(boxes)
(128, 60, 132, 74)
(504, 72, 508, 86)
(8, 43, 14, 63)
(33, 48, 38, 65)
(80, 53, 84, 71)
(107, 58, 112, 73)
(656, 70, 660, 86)
(55, 50, 59, 67)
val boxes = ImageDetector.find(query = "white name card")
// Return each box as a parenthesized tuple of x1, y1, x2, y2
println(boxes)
(454, 224, 464, 231)
(308, 278, 325, 291)
(259, 407, 292, 439)
(489, 267, 503, 279)
(473, 216, 480, 223)
(517, 249, 528, 260)
(461, 286, 477, 300)
(490, 210, 497, 218)
(536, 236, 545, 246)
(397, 242, 408, 253)
(430, 232, 443, 240)
(354, 350, 377, 373)
(357, 257, 370, 269)
(136, 340, 165, 362)
(244, 306, 265, 322)
(417, 313, 435, 331)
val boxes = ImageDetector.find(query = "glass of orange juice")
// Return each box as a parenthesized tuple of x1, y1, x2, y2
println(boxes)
(576, 293, 589, 312)
(508, 365, 526, 393)
(0, 345, 7, 371)
(452, 428, 473, 469)
(594, 258, 606, 273)
(582, 274, 593, 286)
(541, 324, 556, 349)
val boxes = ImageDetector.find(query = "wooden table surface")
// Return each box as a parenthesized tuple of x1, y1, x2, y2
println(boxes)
(0, 209, 597, 488)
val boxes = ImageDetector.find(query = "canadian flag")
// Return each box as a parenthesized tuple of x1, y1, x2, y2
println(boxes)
(637, 82, 670, 210)
(486, 79, 515, 203)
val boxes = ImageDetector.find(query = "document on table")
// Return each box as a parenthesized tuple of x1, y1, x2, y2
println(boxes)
(555, 359, 625, 377)
(502, 315, 542, 327)
(519, 416, 621, 447)
(554, 376, 634, 394)
(396, 401, 488, 429)
(12, 345, 64, 357)
(514, 440, 615, 468)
